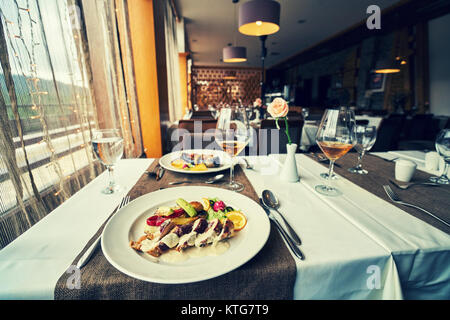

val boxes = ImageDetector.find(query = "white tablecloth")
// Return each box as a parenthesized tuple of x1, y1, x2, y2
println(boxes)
(243, 155, 450, 300)
(0, 155, 449, 300)
(0, 159, 152, 299)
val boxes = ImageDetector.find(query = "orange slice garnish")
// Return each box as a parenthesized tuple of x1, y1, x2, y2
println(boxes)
(226, 211, 247, 231)
(202, 198, 211, 211)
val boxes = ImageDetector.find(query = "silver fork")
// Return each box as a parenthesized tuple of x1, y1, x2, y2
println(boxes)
(389, 179, 440, 190)
(76, 195, 131, 269)
(383, 185, 450, 228)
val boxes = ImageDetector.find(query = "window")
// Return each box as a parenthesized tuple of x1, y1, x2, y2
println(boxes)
(0, 0, 142, 248)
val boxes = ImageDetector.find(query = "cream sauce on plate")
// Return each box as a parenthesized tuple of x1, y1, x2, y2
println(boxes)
(159, 240, 230, 264)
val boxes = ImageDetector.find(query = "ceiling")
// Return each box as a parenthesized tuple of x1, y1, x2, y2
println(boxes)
(175, 0, 402, 68)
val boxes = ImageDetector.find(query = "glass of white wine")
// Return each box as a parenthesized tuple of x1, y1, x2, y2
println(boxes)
(315, 107, 356, 197)
(92, 129, 124, 194)
(215, 107, 250, 192)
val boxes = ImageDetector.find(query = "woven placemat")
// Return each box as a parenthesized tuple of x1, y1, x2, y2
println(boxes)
(54, 161, 297, 299)
(310, 152, 450, 235)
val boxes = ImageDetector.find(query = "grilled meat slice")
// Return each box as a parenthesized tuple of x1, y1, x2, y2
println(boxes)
(195, 219, 220, 248)
(147, 232, 180, 257)
(175, 218, 206, 252)
(217, 218, 235, 241)
(145, 219, 175, 241)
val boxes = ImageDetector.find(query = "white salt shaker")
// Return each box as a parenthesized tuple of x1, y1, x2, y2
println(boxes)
(425, 152, 440, 171)
(395, 159, 417, 182)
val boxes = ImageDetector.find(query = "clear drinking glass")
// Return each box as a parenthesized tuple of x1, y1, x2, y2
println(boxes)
(315, 107, 356, 196)
(430, 129, 450, 185)
(92, 129, 124, 194)
(215, 107, 250, 192)
(348, 125, 377, 175)
(302, 107, 309, 120)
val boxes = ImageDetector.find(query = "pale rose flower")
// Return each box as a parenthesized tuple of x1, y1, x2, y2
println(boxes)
(253, 98, 262, 107)
(268, 98, 289, 118)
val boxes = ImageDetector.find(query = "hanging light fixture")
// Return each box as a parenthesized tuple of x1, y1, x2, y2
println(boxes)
(223, 46, 247, 63)
(238, 0, 280, 36)
(223, 0, 247, 63)
(374, 58, 401, 74)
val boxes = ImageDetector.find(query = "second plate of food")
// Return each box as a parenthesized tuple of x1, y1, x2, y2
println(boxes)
(159, 149, 231, 174)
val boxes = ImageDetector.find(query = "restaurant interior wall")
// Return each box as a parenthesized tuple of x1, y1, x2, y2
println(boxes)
(428, 12, 450, 116)
(265, 0, 450, 117)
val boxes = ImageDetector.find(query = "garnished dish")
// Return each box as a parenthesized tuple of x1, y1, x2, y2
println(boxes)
(170, 152, 221, 171)
(130, 197, 247, 262)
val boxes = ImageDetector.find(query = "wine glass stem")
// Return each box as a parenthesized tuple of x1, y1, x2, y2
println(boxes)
(357, 150, 365, 169)
(442, 162, 449, 179)
(229, 156, 235, 184)
(107, 165, 115, 191)
(327, 161, 335, 189)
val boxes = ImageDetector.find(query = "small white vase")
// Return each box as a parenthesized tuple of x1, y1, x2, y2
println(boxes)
(280, 143, 299, 183)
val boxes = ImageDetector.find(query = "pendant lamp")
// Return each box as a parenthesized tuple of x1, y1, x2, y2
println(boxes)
(239, 0, 280, 36)
(223, 46, 247, 63)
(223, 0, 247, 63)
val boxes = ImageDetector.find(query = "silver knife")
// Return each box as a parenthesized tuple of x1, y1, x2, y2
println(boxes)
(259, 198, 305, 260)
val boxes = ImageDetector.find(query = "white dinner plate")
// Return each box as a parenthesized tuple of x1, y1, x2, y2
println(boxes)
(101, 186, 270, 284)
(159, 149, 231, 174)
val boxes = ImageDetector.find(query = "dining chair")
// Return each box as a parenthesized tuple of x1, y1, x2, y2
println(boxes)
(190, 110, 215, 119)
(371, 115, 405, 152)
(178, 119, 218, 133)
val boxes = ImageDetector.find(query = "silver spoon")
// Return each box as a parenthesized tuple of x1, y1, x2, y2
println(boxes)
(168, 174, 225, 185)
(262, 190, 302, 246)
(259, 198, 305, 260)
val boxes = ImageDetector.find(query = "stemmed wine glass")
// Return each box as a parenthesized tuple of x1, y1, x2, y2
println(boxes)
(215, 107, 251, 192)
(315, 107, 356, 197)
(348, 125, 377, 175)
(429, 129, 450, 184)
(92, 129, 124, 194)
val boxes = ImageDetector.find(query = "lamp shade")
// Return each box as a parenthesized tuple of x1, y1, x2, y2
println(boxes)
(239, 0, 280, 36)
(374, 58, 401, 74)
(223, 46, 247, 63)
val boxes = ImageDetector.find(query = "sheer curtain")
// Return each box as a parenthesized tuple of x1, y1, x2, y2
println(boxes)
(164, 0, 183, 122)
(0, 0, 142, 248)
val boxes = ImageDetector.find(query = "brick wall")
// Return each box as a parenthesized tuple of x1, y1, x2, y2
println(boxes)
(191, 66, 261, 108)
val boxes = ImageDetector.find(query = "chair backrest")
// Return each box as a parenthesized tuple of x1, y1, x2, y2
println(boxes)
(178, 119, 217, 133)
(190, 111, 215, 119)
(180, 132, 219, 150)
(402, 114, 434, 140)
(356, 120, 370, 126)
(371, 116, 405, 152)
(259, 119, 304, 154)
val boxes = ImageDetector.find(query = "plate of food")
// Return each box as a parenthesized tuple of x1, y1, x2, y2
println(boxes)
(101, 186, 270, 284)
(159, 149, 231, 174)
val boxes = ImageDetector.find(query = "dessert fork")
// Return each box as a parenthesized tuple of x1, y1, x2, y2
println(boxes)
(383, 185, 449, 227)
